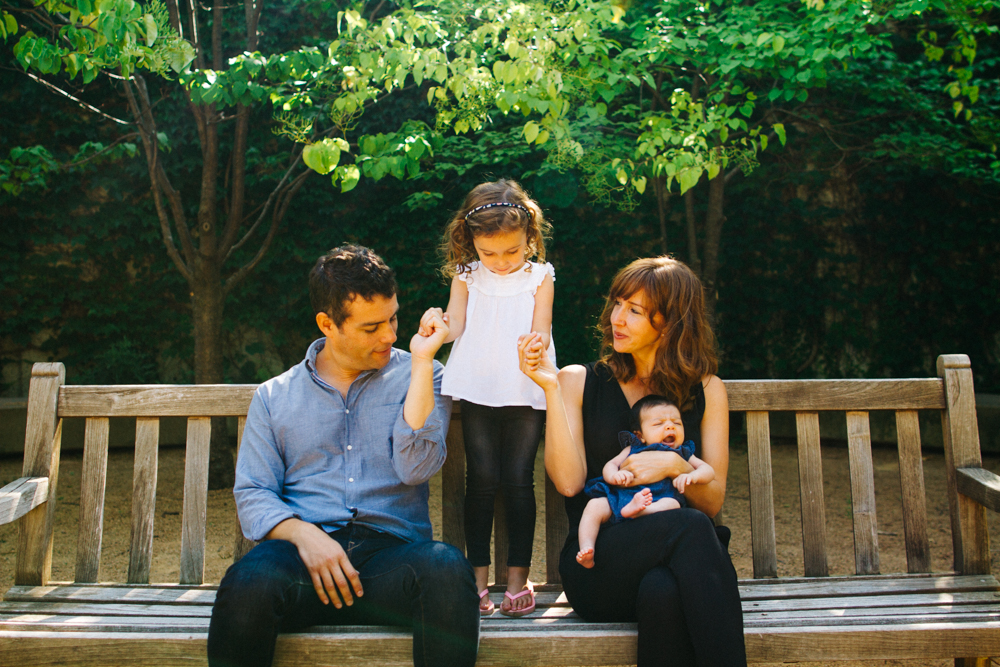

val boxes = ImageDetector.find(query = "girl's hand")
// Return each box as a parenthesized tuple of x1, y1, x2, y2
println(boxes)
(518, 332, 558, 391)
(619, 450, 692, 486)
(410, 309, 449, 361)
(418, 307, 445, 337)
(612, 470, 634, 486)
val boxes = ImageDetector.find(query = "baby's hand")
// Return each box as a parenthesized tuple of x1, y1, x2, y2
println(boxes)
(673, 473, 693, 494)
(612, 470, 634, 486)
(418, 307, 445, 337)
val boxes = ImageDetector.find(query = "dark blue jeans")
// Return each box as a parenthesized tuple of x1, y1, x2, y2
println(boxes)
(461, 402, 545, 568)
(207, 524, 480, 667)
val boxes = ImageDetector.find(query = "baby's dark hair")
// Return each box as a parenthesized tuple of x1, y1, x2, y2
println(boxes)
(440, 179, 551, 278)
(629, 394, 680, 433)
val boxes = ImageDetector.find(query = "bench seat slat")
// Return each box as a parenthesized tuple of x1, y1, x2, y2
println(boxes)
(3, 623, 1000, 665)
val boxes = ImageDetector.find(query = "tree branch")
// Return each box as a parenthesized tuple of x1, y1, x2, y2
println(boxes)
(122, 76, 194, 283)
(223, 168, 311, 295)
(15, 69, 131, 125)
(223, 151, 305, 262)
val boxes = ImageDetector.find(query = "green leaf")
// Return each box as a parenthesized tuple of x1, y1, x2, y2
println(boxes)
(339, 164, 360, 192)
(523, 121, 540, 144)
(143, 14, 157, 47)
(3, 12, 17, 38)
(632, 176, 647, 194)
(773, 35, 785, 53)
(679, 167, 701, 194)
(706, 163, 720, 180)
(759, 134, 768, 151)
(773, 123, 786, 146)
(616, 168, 628, 186)
(535, 130, 549, 145)
(756, 33, 772, 47)
(302, 139, 342, 175)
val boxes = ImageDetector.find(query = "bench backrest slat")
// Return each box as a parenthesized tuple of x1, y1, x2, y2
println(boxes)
(233, 416, 257, 562)
(894, 409, 930, 573)
(128, 417, 160, 584)
(795, 412, 829, 577)
(75, 417, 110, 583)
(58, 385, 257, 417)
(726, 379, 945, 411)
(180, 418, 212, 585)
(746, 411, 777, 579)
(846, 411, 880, 575)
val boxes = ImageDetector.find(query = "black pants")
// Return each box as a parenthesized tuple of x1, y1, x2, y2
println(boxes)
(461, 401, 545, 568)
(560, 508, 747, 667)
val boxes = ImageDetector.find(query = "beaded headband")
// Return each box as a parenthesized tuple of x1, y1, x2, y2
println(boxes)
(463, 201, 530, 221)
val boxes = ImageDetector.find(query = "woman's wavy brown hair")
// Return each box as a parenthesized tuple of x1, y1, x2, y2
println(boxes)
(440, 179, 551, 279)
(598, 256, 718, 409)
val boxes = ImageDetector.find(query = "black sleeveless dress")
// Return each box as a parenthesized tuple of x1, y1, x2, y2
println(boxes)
(562, 361, 705, 540)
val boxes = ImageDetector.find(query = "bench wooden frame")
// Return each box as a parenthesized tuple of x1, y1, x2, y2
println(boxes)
(1, 354, 998, 665)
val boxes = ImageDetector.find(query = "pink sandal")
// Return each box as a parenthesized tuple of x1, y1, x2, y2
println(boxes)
(499, 585, 535, 618)
(479, 589, 495, 616)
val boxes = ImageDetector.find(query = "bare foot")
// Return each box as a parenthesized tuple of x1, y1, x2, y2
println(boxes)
(621, 488, 653, 519)
(576, 548, 595, 569)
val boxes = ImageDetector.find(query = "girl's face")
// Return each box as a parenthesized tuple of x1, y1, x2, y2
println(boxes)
(609, 289, 664, 356)
(473, 229, 528, 275)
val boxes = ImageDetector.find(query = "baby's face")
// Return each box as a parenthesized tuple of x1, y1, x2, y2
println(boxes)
(637, 404, 684, 446)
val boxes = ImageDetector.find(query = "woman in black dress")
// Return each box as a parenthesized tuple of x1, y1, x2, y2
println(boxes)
(518, 256, 746, 667)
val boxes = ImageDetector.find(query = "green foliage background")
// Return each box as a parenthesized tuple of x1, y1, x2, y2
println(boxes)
(1, 0, 998, 395)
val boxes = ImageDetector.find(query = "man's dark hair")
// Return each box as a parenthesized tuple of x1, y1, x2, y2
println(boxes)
(629, 394, 679, 432)
(309, 245, 397, 326)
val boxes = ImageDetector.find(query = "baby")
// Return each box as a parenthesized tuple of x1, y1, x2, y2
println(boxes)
(576, 394, 715, 569)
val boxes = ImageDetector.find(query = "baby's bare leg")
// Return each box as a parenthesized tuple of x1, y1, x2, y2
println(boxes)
(577, 498, 612, 569)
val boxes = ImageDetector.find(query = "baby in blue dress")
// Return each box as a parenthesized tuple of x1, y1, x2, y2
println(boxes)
(576, 395, 715, 569)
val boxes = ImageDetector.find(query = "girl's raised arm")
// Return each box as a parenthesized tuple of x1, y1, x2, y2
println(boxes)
(441, 276, 469, 343)
(529, 272, 554, 350)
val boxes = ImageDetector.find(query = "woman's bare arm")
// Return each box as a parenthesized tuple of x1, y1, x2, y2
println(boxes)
(518, 334, 587, 496)
(676, 375, 729, 516)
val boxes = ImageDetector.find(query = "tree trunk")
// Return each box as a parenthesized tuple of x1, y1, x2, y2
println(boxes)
(701, 175, 726, 323)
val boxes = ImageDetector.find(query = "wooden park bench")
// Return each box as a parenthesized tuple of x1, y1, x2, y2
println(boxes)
(1, 353, 998, 665)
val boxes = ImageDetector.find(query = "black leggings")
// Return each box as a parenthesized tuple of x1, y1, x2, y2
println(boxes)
(560, 508, 746, 667)
(461, 401, 545, 568)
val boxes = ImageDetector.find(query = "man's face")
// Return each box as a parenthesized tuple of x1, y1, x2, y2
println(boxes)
(327, 294, 399, 373)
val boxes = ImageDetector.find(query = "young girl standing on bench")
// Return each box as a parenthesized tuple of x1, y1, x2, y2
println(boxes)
(418, 179, 554, 617)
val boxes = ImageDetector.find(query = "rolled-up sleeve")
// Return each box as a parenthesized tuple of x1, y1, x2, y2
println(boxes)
(234, 390, 299, 541)
(391, 360, 452, 485)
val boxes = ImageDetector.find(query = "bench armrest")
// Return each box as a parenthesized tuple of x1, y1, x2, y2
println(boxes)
(0, 476, 49, 526)
(957, 467, 1000, 513)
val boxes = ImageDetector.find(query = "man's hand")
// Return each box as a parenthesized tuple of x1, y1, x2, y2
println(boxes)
(410, 309, 449, 361)
(267, 519, 363, 608)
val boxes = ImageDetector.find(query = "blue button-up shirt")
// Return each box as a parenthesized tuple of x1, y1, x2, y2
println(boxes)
(234, 339, 452, 543)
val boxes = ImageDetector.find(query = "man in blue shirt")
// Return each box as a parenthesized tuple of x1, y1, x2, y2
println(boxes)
(208, 245, 479, 667)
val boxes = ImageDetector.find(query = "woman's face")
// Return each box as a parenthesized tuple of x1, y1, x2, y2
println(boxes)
(609, 289, 664, 356)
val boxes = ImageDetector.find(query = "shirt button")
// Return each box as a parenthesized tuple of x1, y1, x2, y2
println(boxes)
(349, 478, 354, 483)
(347, 445, 352, 450)
(345, 409, 350, 414)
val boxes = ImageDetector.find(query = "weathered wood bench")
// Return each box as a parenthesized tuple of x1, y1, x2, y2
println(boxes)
(1, 353, 999, 665)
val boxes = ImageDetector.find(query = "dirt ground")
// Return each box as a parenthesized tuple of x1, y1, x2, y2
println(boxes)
(2, 439, 999, 667)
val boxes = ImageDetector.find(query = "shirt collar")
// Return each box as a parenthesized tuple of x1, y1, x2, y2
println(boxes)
(304, 338, 388, 390)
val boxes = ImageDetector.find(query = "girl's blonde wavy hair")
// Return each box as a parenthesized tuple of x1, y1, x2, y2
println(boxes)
(440, 179, 551, 279)
(598, 256, 718, 410)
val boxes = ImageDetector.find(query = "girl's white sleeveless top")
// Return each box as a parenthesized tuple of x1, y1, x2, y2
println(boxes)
(441, 260, 555, 410)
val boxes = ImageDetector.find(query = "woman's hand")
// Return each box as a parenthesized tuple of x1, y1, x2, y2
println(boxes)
(619, 450, 693, 486)
(517, 331, 559, 391)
